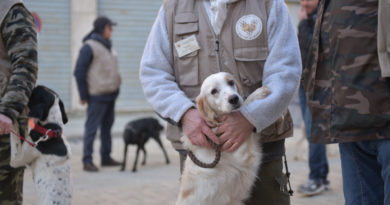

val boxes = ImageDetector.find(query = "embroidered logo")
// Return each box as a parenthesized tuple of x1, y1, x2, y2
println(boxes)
(235, 14, 262, 41)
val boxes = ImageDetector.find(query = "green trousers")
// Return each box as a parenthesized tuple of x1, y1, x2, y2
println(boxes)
(179, 151, 290, 205)
(0, 134, 24, 205)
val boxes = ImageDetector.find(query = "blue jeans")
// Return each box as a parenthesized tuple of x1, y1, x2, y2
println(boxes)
(82, 99, 115, 164)
(299, 86, 329, 180)
(339, 140, 390, 205)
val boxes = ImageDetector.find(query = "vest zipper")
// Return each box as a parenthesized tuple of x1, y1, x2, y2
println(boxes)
(215, 37, 223, 71)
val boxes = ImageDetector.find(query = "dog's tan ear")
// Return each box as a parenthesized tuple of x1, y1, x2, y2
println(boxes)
(196, 96, 217, 124)
(233, 77, 243, 97)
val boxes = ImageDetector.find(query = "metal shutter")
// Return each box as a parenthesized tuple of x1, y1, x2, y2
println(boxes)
(98, 0, 161, 111)
(24, 0, 72, 109)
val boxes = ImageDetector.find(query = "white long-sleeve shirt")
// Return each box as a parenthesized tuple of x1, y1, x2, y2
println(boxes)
(139, 0, 302, 133)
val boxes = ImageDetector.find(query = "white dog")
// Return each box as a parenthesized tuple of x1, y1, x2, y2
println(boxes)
(176, 72, 271, 205)
(10, 85, 72, 205)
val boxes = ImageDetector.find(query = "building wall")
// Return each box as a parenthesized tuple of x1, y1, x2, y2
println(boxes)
(285, 0, 300, 29)
(97, 0, 161, 111)
(24, 0, 72, 109)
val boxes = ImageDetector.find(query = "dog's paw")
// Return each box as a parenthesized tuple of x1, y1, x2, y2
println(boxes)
(166, 159, 170, 164)
(132, 168, 137, 172)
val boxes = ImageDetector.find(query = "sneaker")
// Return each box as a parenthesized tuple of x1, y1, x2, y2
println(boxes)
(83, 162, 99, 172)
(298, 179, 326, 196)
(323, 179, 331, 190)
(101, 158, 122, 166)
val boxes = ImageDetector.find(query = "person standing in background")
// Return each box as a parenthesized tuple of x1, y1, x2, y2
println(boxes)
(303, 0, 390, 204)
(296, 0, 330, 196)
(74, 16, 122, 172)
(0, 0, 38, 203)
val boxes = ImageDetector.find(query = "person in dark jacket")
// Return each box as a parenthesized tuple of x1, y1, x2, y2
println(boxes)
(74, 16, 122, 172)
(303, 0, 390, 204)
(296, 0, 330, 196)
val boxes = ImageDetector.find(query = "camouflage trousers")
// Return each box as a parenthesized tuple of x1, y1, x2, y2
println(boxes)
(0, 134, 24, 205)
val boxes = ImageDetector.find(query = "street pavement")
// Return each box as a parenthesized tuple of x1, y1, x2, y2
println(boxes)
(21, 102, 345, 204)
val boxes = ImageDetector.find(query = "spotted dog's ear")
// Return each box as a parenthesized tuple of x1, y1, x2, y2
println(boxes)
(196, 96, 217, 124)
(28, 86, 54, 121)
(59, 99, 68, 124)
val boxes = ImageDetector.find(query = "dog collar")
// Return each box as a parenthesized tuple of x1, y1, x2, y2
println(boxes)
(29, 119, 62, 139)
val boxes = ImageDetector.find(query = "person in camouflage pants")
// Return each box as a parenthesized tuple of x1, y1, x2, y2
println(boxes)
(302, 0, 390, 204)
(0, 1, 38, 204)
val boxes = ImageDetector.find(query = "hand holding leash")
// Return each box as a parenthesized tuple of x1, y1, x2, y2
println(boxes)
(181, 108, 220, 148)
(0, 114, 12, 135)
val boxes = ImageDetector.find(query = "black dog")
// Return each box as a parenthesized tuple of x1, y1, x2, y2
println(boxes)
(120, 117, 170, 172)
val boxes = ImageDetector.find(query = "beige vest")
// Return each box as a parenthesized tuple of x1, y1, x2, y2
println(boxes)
(0, 0, 23, 96)
(85, 39, 121, 95)
(164, 0, 293, 149)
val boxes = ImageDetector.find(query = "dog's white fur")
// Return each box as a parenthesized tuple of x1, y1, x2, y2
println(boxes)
(176, 72, 271, 205)
(10, 96, 72, 205)
(31, 97, 72, 204)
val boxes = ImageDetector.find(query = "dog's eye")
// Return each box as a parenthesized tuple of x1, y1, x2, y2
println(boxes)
(211, 88, 218, 95)
(227, 80, 234, 87)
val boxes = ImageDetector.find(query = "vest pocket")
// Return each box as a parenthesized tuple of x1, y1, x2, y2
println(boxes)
(234, 47, 267, 86)
(175, 50, 199, 86)
(174, 14, 199, 86)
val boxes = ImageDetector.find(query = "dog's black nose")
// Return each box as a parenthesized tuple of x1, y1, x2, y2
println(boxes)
(228, 95, 239, 105)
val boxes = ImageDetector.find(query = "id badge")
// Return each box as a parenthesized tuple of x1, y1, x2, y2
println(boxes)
(174, 35, 200, 58)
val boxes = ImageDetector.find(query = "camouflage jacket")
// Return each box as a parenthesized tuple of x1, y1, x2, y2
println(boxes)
(302, 0, 390, 144)
(0, 4, 38, 136)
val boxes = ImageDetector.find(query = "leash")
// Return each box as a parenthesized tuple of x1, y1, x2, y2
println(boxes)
(283, 153, 294, 196)
(10, 119, 62, 147)
(11, 130, 35, 147)
(187, 136, 221, 168)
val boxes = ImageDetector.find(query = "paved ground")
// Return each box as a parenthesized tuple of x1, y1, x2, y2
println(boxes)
(21, 96, 345, 205)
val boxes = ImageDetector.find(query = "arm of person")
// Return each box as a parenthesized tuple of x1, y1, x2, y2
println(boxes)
(73, 44, 93, 104)
(0, 5, 38, 135)
(139, 6, 219, 147)
(218, 0, 302, 152)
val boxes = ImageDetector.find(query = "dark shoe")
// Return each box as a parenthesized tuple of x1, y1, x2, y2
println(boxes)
(323, 179, 331, 190)
(298, 179, 326, 196)
(83, 162, 99, 172)
(101, 158, 121, 166)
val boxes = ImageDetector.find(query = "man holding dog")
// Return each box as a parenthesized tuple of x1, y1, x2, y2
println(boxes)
(139, 0, 301, 204)
(74, 16, 122, 172)
(0, 0, 38, 204)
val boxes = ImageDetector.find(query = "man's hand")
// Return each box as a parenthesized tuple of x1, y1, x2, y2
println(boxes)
(181, 108, 219, 148)
(217, 111, 254, 152)
(0, 114, 13, 135)
(298, 7, 308, 21)
(80, 100, 87, 105)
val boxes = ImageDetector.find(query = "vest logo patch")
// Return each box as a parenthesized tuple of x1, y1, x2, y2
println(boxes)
(236, 14, 262, 41)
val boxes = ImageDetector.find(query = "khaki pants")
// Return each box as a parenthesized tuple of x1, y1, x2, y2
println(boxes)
(178, 151, 290, 205)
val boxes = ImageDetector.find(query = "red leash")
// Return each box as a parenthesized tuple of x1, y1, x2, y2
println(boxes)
(11, 130, 35, 147)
